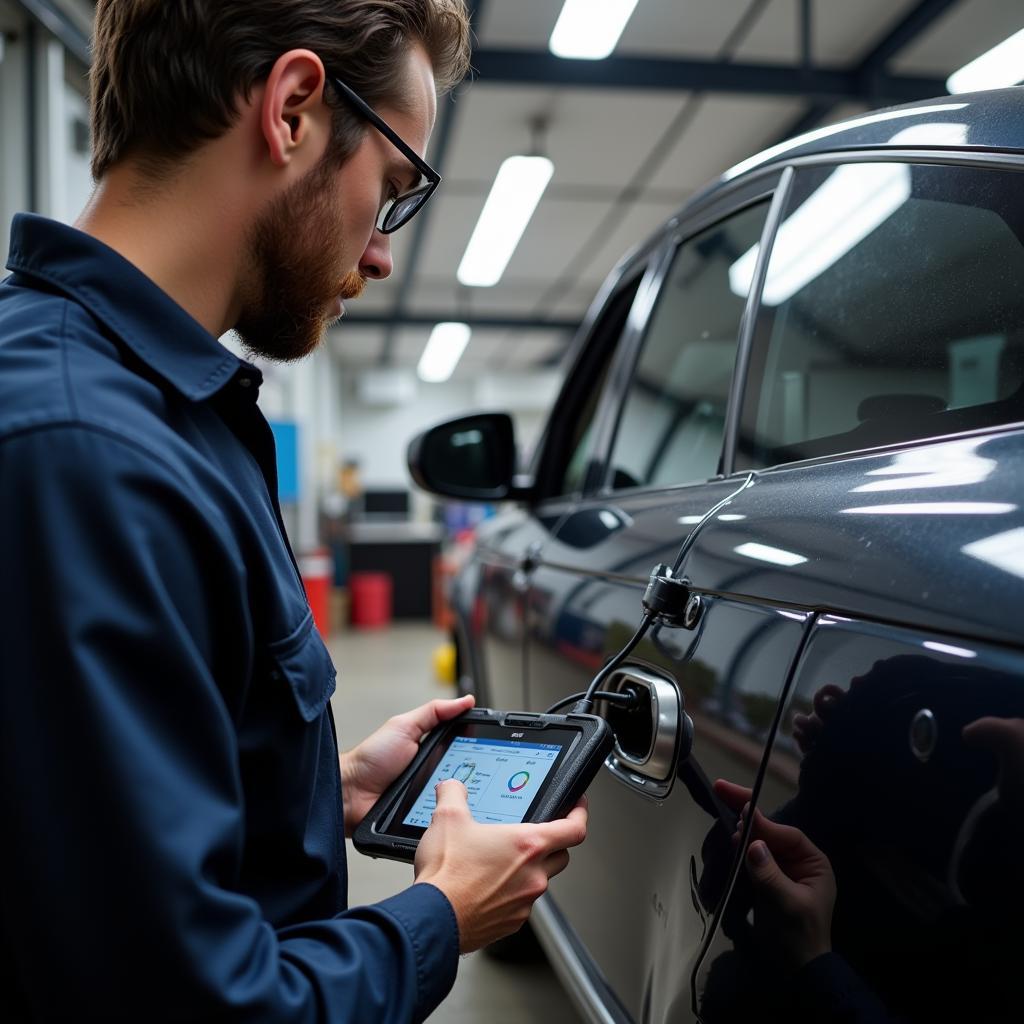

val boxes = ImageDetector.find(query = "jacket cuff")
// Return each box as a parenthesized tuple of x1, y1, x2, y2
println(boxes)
(374, 883, 460, 1022)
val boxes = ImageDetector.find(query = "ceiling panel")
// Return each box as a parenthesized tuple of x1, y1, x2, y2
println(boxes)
(734, 0, 922, 64)
(443, 85, 692, 189)
(892, 0, 1024, 75)
(562, 198, 685, 291)
(649, 93, 805, 190)
(479, 0, 753, 57)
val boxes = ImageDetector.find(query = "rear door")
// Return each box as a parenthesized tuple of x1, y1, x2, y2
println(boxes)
(523, 177, 803, 1023)
(689, 155, 1024, 1022)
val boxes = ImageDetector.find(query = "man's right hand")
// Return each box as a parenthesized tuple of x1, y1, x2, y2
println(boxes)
(413, 779, 589, 953)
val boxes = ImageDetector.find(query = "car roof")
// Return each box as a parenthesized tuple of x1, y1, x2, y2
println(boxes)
(607, 87, 1024, 303)
(695, 86, 1024, 210)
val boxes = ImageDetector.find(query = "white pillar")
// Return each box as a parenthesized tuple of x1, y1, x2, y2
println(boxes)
(33, 36, 67, 221)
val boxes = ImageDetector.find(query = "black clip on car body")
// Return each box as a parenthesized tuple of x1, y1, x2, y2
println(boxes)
(353, 566, 692, 863)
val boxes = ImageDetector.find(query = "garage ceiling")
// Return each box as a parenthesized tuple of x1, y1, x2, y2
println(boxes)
(49, 1, 1024, 377)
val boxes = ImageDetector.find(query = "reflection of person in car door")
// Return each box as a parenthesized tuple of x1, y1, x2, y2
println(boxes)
(702, 655, 1021, 1022)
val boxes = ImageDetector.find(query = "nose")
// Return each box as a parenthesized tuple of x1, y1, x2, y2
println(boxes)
(359, 229, 393, 281)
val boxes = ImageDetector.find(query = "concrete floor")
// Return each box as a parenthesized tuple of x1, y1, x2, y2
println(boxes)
(329, 623, 583, 1024)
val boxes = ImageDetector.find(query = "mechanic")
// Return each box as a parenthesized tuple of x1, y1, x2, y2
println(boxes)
(0, 2, 587, 1021)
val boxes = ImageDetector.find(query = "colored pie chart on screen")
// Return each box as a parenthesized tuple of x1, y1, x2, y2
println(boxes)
(508, 771, 530, 792)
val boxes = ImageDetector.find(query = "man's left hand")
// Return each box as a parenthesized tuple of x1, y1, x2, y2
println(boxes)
(340, 694, 475, 837)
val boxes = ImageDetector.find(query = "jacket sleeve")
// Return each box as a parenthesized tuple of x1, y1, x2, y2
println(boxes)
(0, 425, 458, 1023)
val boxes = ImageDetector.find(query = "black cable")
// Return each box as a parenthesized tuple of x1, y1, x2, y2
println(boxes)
(570, 613, 654, 715)
(545, 688, 641, 716)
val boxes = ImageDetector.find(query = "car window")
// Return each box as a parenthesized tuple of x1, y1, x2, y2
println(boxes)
(737, 161, 1024, 468)
(606, 201, 771, 491)
(542, 274, 643, 499)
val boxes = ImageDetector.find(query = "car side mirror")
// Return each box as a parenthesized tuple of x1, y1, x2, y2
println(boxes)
(407, 413, 531, 501)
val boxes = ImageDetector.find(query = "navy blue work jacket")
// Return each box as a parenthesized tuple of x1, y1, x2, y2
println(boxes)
(0, 214, 458, 1022)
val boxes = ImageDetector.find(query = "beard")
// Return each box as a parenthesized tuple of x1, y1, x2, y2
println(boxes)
(235, 157, 366, 363)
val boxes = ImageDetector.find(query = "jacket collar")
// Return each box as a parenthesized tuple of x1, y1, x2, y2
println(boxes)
(5, 213, 255, 401)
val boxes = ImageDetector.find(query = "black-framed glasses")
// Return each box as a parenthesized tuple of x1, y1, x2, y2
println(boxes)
(327, 76, 440, 234)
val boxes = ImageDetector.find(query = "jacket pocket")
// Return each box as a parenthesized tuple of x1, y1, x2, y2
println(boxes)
(267, 612, 337, 722)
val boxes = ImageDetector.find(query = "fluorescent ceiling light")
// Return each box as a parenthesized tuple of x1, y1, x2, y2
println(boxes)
(550, 0, 639, 60)
(734, 542, 807, 567)
(947, 26, 1024, 93)
(730, 163, 911, 305)
(457, 155, 554, 288)
(418, 322, 471, 383)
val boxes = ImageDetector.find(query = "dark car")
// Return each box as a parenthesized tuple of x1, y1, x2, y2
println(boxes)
(409, 88, 1024, 1024)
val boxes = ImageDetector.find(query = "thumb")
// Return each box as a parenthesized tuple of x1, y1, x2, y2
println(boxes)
(434, 778, 469, 812)
(746, 840, 785, 893)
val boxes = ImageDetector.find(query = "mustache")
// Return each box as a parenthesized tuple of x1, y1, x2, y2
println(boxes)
(338, 272, 367, 301)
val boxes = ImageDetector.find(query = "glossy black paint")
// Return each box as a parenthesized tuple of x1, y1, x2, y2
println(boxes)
(434, 89, 1024, 1024)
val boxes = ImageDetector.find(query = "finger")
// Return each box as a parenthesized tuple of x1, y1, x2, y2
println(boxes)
(747, 808, 822, 858)
(812, 685, 844, 717)
(399, 695, 475, 737)
(746, 840, 786, 892)
(433, 778, 470, 813)
(534, 803, 588, 850)
(544, 849, 571, 879)
(713, 779, 754, 811)
(963, 716, 1024, 753)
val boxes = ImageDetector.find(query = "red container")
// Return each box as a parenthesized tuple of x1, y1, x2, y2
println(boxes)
(350, 572, 393, 629)
(300, 549, 333, 638)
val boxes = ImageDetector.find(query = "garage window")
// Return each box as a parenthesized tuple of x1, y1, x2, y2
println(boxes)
(606, 200, 770, 491)
(737, 161, 1024, 468)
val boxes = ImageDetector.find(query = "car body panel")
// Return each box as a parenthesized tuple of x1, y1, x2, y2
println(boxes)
(443, 89, 1024, 1024)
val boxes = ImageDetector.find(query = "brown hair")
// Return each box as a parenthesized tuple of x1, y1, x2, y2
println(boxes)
(89, 0, 471, 180)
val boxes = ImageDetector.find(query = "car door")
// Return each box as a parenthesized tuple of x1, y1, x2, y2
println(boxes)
(686, 156, 1024, 1022)
(522, 175, 806, 1024)
(456, 252, 655, 712)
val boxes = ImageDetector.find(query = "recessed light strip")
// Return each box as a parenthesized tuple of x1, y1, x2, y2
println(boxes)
(549, 0, 640, 60)
(456, 155, 554, 288)
(947, 26, 1024, 93)
(418, 322, 471, 383)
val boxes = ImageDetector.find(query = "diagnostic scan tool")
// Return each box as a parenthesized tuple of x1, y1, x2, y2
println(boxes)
(354, 709, 613, 862)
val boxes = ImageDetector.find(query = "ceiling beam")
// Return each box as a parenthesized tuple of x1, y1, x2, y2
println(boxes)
(345, 313, 579, 333)
(471, 48, 945, 104)
(773, 0, 963, 143)
(15, 0, 90, 63)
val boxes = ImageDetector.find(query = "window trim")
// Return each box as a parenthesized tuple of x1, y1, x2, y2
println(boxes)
(595, 173, 786, 499)
(530, 238, 669, 506)
(730, 152, 1024, 475)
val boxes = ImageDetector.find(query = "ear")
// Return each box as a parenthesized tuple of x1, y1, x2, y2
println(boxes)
(260, 50, 328, 168)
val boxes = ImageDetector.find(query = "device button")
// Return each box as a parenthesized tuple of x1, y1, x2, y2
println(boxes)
(505, 714, 542, 727)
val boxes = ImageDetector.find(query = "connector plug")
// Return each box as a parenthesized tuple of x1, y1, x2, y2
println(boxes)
(642, 564, 691, 626)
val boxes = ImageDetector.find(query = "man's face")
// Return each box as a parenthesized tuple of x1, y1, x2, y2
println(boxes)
(236, 45, 437, 363)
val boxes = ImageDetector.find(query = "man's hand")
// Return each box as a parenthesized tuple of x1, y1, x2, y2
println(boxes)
(340, 694, 475, 837)
(715, 779, 836, 969)
(414, 780, 588, 953)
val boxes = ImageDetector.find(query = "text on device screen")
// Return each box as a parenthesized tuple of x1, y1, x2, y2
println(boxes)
(403, 736, 561, 827)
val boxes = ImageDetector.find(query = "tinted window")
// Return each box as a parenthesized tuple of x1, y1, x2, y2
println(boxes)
(607, 201, 770, 491)
(738, 162, 1024, 468)
(548, 275, 642, 498)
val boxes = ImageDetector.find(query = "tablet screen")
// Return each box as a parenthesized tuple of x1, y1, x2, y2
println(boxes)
(403, 734, 562, 827)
